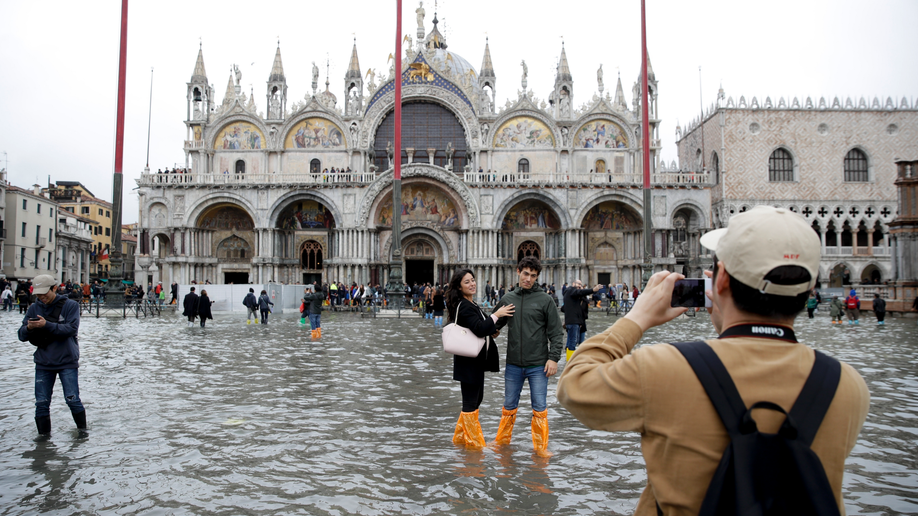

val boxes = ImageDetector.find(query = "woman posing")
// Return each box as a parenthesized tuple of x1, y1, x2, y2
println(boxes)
(447, 269, 515, 449)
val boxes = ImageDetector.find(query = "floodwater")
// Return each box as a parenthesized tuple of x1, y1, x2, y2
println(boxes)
(0, 308, 916, 515)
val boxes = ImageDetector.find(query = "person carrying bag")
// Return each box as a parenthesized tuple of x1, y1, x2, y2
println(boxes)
(443, 268, 515, 449)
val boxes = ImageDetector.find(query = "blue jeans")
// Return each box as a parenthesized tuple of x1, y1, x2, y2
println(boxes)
(565, 324, 581, 351)
(35, 368, 83, 417)
(308, 313, 321, 329)
(503, 364, 548, 412)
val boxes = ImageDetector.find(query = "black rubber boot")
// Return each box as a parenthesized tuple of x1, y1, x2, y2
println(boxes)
(35, 415, 51, 435)
(72, 410, 87, 430)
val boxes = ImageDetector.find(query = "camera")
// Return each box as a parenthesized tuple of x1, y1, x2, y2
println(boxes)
(671, 278, 712, 308)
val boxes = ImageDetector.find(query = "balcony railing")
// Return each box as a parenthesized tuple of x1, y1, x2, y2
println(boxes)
(823, 246, 888, 257)
(137, 171, 378, 186)
(463, 171, 711, 186)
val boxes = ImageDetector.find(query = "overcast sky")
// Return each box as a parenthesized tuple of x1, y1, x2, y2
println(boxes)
(2, 0, 916, 224)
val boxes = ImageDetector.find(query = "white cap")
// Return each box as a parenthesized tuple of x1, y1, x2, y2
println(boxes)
(700, 206, 820, 296)
(32, 275, 57, 295)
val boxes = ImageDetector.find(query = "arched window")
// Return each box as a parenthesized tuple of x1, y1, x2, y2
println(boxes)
(844, 149, 868, 182)
(217, 236, 251, 261)
(595, 159, 607, 174)
(518, 158, 530, 174)
(594, 243, 616, 263)
(768, 148, 794, 182)
(673, 215, 687, 242)
(517, 241, 541, 262)
(711, 151, 720, 183)
(301, 240, 323, 270)
(310, 159, 321, 174)
(235, 159, 246, 175)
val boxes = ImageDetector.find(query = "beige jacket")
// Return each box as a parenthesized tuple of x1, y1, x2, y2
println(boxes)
(556, 318, 869, 516)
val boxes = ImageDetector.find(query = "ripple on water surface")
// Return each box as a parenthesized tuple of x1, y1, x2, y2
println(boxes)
(0, 310, 916, 514)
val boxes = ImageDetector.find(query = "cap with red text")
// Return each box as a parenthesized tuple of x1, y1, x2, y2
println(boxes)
(699, 206, 820, 296)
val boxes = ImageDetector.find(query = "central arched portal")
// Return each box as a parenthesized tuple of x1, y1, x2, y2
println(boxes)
(276, 199, 336, 285)
(196, 203, 256, 284)
(374, 101, 468, 171)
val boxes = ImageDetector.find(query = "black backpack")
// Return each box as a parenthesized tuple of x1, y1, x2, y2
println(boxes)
(28, 296, 69, 350)
(667, 341, 842, 516)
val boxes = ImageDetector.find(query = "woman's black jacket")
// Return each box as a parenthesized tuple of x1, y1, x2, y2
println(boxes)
(451, 299, 499, 384)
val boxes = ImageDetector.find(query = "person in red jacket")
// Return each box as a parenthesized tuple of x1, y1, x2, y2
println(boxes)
(844, 289, 860, 325)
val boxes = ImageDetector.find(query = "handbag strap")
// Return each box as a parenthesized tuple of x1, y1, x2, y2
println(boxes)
(454, 300, 487, 324)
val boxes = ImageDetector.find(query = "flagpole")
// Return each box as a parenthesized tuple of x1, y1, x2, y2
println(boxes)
(108, 0, 128, 298)
(640, 0, 654, 289)
(387, 0, 406, 313)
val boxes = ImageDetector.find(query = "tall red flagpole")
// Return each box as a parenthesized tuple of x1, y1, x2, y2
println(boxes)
(640, 0, 653, 288)
(108, 0, 128, 292)
(387, 0, 406, 311)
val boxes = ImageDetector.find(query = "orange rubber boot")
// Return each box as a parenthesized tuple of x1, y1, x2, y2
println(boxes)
(492, 407, 517, 446)
(453, 410, 486, 449)
(531, 409, 553, 457)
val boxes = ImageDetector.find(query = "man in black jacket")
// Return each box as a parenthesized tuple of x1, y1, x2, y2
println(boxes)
(182, 287, 199, 327)
(873, 293, 886, 325)
(561, 279, 602, 362)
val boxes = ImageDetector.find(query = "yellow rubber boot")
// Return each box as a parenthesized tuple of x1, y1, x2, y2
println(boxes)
(566, 349, 574, 362)
(531, 409, 553, 457)
(317, 328, 322, 338)
(492, 407, 517, 446)
(247, 319, 251, 325)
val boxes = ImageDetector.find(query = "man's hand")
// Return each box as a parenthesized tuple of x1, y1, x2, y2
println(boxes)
(544, 360, 558, 377)
(27, 315, 46, 330)
(704, 268, 723, 334)
(623, 271, 688, 332)
(491, 331, 500, 339)
(592, 284, 603, 292)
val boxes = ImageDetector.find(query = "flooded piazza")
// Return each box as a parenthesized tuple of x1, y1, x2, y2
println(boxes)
(0, 309, 916, 515)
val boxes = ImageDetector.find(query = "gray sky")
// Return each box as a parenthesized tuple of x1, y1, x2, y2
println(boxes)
(2, 0, 916, 224)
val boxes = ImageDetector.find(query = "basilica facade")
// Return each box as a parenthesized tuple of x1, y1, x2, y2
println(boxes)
(135, 13, 712, 292)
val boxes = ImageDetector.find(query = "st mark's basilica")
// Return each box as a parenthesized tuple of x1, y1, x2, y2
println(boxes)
(135, 8, 718, 290)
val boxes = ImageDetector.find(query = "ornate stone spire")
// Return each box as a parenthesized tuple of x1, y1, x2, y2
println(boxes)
(268, 43, 285, 82)
(191, 44, 207, 83)
(555, 42, 572, 84)
(346, 40, 361, 80)
(222, 73, 235, 105)
(613, 72, 627, 109)
(480, 37, 495, 79)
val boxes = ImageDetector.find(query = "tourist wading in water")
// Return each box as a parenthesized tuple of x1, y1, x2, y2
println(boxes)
(448, 269, 515, 449)
(491, 256, 564, 457)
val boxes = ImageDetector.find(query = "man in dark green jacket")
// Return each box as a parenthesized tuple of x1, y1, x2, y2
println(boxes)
(491, 256, 564, 456)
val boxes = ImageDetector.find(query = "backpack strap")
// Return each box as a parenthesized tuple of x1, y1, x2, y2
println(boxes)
(672, 341, 747, 438)
(788, 350, 841, 446)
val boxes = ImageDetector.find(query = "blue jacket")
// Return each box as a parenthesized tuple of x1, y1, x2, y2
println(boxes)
(18, 295, 81, 370)
(243, 292, 257, 309)
(258, 294, 274, 311)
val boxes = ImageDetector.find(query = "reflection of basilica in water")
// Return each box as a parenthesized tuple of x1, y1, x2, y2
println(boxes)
(135, 9, 713, 290)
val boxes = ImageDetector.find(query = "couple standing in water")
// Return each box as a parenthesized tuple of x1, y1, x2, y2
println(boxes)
(447, 256, 563, 457)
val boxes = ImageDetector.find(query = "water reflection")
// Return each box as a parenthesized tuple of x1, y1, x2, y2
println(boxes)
(0, 311, 915, 514)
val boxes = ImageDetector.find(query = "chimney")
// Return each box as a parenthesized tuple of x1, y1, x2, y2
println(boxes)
(33, 184, 42, 196)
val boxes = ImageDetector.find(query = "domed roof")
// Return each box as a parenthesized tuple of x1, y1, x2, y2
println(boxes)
(427, 47, 482, 99)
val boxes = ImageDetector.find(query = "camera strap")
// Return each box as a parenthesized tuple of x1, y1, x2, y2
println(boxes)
(718, 323, 797, 343)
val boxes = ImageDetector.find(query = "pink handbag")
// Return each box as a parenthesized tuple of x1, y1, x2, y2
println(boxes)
(442, 303, 487, 357)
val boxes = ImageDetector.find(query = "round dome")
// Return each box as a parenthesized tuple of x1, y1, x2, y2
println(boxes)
(428, 48, 481, 98)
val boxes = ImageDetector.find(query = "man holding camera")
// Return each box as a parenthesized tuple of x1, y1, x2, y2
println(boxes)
(18, 274, 86, 436)
(557, 206, 869, 514)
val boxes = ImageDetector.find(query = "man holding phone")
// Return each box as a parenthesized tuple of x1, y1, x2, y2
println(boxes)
(557, 206, 869, 514)
(18, 274, 85, 436)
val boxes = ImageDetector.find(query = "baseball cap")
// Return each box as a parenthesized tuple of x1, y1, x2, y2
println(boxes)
(32, 275, 57, 295)
(699, 206, 820, 297)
